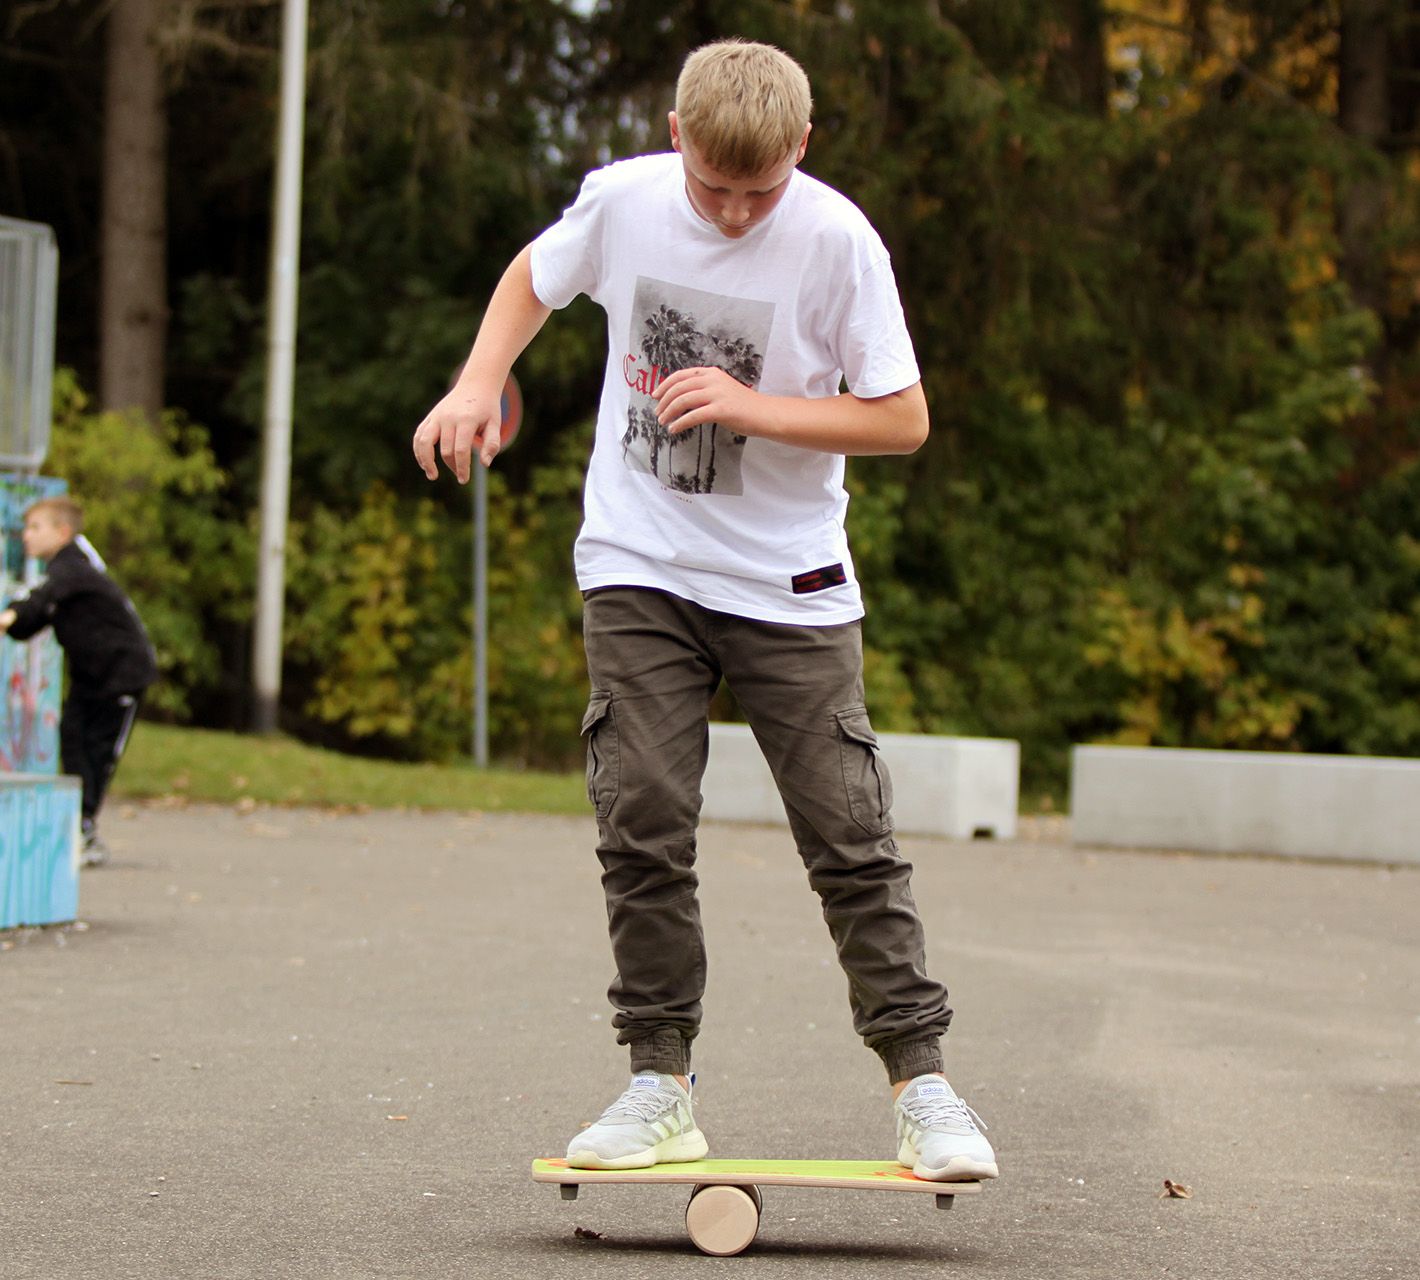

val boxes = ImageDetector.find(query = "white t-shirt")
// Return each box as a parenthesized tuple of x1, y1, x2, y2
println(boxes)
(530, 152, 920, 624)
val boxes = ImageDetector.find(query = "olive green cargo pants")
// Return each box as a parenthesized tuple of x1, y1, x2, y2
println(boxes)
(580, 587, 951, 1083)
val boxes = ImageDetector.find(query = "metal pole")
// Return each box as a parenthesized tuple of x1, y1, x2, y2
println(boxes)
(253, 0, 309, 733)
(473, 463, 489, 766)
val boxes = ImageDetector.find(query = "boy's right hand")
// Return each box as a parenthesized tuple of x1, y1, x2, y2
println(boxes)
(412, 384, 505, 484)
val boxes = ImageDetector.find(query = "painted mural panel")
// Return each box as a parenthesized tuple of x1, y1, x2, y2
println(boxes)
(0, 774, 80, 927)
(0, 473, 65, 774)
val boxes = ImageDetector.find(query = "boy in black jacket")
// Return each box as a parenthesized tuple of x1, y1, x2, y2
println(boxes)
(0, 497, 157, 866)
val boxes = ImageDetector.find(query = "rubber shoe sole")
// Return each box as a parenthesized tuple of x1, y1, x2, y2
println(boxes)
(567, 1127, 709, 1170)
(899, 1138, 999, 1181)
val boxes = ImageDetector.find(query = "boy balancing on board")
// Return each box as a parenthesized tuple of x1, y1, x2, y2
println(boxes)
(412, 39, 997, 1182)
(0, 497, 157, 866)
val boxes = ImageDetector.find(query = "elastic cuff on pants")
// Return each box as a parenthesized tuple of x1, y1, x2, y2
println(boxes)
(880, 1038, 946, 1084)
(628, 1033, 692, 1076)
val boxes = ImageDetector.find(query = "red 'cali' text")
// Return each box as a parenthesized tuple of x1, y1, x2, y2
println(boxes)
(623, 354, 669, 396)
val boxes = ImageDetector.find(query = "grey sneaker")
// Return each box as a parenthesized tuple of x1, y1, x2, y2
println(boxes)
(82, 832, 111, 868)
(895, 1074, 998, 1181)
(566, 1072, 709, 1169)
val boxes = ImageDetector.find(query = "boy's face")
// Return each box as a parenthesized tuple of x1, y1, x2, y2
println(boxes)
(669, 112, 810, 239)
(21, 510, 73, 562)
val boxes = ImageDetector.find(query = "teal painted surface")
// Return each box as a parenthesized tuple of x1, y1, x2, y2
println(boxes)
(1, 625, 62, 773)
(1, 473, 66, 774)
(0, 476, 76, 926)
(0, 774, 79, 927)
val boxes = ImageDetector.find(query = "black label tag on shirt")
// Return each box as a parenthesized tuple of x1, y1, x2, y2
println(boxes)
(791, 563, 848, 595)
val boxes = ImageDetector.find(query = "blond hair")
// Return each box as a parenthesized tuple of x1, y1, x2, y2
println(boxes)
(25, 495, 83, 534)
(675, 39, 812, 178)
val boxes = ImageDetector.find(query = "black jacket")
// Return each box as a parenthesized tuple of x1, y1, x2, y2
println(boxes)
(6, 541, 158, 696)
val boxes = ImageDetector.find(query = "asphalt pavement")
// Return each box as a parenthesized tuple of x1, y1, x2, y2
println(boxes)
(3, 803, 1416, 1279)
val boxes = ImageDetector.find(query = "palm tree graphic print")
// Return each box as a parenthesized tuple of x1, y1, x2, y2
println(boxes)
(622, 277, 774, 495)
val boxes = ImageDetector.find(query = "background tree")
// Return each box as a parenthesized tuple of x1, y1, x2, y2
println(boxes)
(100, 0, 168, 415)
(2, 0, 1417, 789)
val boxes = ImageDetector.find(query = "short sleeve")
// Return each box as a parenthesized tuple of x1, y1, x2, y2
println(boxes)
(832, 256, 921, 400)
(530, 166, 613, 310)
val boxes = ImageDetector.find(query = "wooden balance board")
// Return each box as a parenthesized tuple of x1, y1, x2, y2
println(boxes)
(531, 1157, 983, 1256)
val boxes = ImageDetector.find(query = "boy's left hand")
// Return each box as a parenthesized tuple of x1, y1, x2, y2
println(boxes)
(654, 366, 760, 436)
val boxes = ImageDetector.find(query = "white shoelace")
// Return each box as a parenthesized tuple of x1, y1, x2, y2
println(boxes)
(902, 1093, 989, 1135)
(603, 1086, 678, 1123)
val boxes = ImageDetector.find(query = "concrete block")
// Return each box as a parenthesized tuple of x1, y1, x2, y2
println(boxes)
(1070, 744, 1420, 864)
(700, 724, 783, 827)
(0, 772, 80, 927)
(702, 722, 1019, 840)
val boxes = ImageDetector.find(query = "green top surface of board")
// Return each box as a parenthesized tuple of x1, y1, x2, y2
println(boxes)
(531, 1157, 982, 1192)
(536, 1158, 901, 1178)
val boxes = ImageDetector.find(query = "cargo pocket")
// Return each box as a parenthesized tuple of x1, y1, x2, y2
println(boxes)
(835, 706, 894, 835)
(581, 689, 620, 819)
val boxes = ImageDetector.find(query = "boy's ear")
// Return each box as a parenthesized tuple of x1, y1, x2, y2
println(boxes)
(668, 110, 683, 154)
(795, 122, 812, 164)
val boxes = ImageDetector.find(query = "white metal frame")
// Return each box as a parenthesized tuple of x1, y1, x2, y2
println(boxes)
(0, 215, 59, 472)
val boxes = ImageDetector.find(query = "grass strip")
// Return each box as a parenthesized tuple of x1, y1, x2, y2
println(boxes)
(114, 722, 587, 815)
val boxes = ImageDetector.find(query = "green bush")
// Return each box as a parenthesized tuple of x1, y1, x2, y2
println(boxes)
(283, 482, 468, 755)
(283, 421, 591, 767)
(45, 370, 249, 718)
